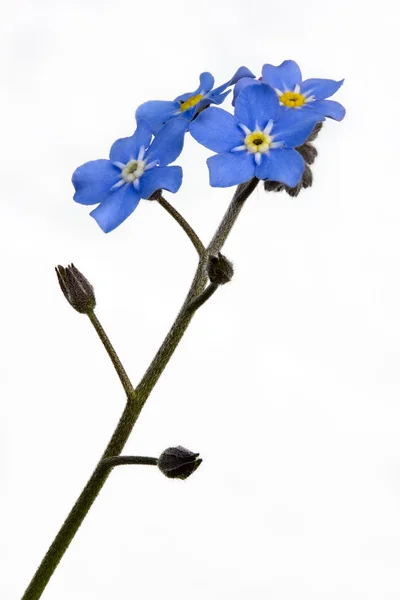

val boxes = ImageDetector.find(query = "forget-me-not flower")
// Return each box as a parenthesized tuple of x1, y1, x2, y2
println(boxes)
(136, 66, 254, 135)
(190, 83, 321, 188)
(233, 60, 345, 121)
(72, 118, 187, 233)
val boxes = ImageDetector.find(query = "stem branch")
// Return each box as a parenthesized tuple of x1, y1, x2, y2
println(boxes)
(100, 456, 158, 468)
(157, 195, 205, 256)
(87, 311, 136, 401)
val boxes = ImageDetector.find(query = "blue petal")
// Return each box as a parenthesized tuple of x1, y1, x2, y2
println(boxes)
(139, 166, 183, 199)
(301, 78, 344, 100)
(72, 159, 121, 206)
(311, 99, 346, 121)
(207, 152, 255, 187)
(109, 120, 153, 163)
(256, 148, 304, 188)
(189, 107, 243, 152)
(211, 66, 256, 99)
(90, 184, 140, 233)
(232, 77, 260, 106)
(262, 60, 302, 92)
(206, 89, 231, 106)
(272, 109, 321, 148)
(195, 89, 232, 114)
(196, 72, 215, 94)
(235, 83, 279, 130)
(145, 117, 187, 166)
(175, 72, 215, 103)
(228, 66, 256, 86)
(135, 101, 180, 135)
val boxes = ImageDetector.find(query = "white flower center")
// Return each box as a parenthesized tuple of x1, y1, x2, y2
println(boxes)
(121, 159, 146, 183)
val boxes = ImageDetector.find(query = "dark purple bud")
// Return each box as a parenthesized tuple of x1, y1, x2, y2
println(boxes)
(306, 121, 323, 142)
(55, 264, 96, 314)
(264, 122, 322, 197)
(297, 143, 317, 165)
(158, 446, 202, 480)
(207, 253, 234, 285)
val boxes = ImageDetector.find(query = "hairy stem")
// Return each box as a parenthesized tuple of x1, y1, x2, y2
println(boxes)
(157, 195, 205, 256)
(186, 283, 218, 312)
(135, 177, 259, 404)
(21, 178, 259, 600)
(87, 311, 136, 401)
(100, 456, 158, 468)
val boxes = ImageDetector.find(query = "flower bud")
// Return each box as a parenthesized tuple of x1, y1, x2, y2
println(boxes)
(55, 264, 96, 314)
(306, 121, 323, 142)
(263, 122, 322, 198)
(157, 446, 202, 480)
(297, 143, 317, 165)
(207, 253, 234, 285)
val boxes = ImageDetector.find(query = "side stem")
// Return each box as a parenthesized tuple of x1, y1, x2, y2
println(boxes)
(157, 195, 205, 256)
(87, 311, 136, 401)
(100, 456, 158, 468)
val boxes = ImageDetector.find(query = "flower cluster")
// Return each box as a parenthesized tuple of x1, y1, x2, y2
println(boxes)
(72, 60, 345, 232)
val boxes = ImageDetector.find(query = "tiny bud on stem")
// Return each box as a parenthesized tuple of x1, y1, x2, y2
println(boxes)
(55, 264, 96, 314)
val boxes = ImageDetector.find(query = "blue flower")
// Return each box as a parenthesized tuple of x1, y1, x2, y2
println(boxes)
(233, 60, 345, 121)
(189, 83, 321, 188)
(136, 66, 254, 135)
(72, 119, 186, 233)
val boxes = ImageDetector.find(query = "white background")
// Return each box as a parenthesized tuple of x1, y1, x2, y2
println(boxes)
(1, 1, 399, 598)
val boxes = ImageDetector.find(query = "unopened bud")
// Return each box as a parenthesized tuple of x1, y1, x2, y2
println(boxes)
(297, 143, 317, 165)
(207, 253, 234, 285)
(55, 264, 96, 314)
(306, 121, 323, 142)
(157, 446, 202, 480)
(263, 123, 322, 198)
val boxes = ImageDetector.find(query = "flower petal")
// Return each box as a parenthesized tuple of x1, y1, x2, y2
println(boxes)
(211, 65, 256, 99)
(272, 109, 321, 148)
(235, 83, 279, 130)
(262, 60, 302, 92)
(202, 89, 231, 107)
(145, 117, 187, 166)
(90, 184, 140, 233)
(301, 78, 344, 100)
(175, 72, 215, 103)
(109, 120, 153, 163)
(139, 166, 183, 199)
(135, 101, 180, 135)
(228, 65, 256, 86)
(195, 66, 257, 112)
(256, 148, 304, 188)
(207, 152, 255, 187)
(232, 77, 260, 106)
(309, 99, 346, 121)
(189, 107, 243, 152)
(197, 72, 215, 94)
(72, 159, 121, 206)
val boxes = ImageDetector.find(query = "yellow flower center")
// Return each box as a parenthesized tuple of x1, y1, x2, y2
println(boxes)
(279, 91, 305, 107)
(244, 131, 272, 154)
(122, 159, 145, 182)
(179, 94, 203, 112)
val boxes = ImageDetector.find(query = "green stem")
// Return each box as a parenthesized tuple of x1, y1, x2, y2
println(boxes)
(186, 283, 218, 312)
(87, 311, 136, 401)
(208, 178, 259, 254)
(135, 177, 259, 405)
(20, 178, 259, 600)
(100, 455, 158, 468)
(157, 195, 205, 256)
